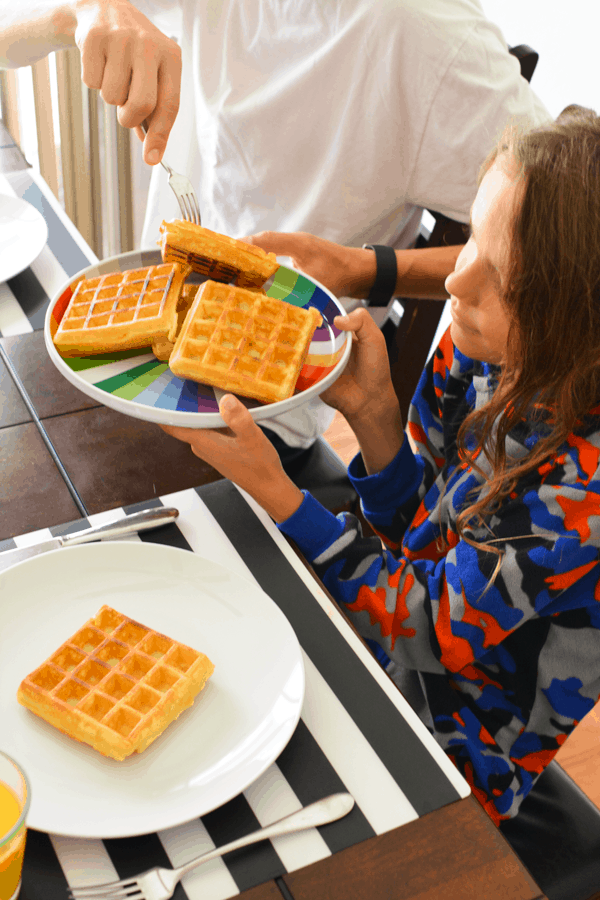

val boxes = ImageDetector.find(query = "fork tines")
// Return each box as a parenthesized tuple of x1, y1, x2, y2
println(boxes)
(67, 879, 140, 899)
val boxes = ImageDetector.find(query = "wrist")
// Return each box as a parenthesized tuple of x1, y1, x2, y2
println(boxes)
(247, 474, 305, 523)
(361, 244, 398, 307)
(53, 4, 78, 40)
(341, 248, 378, 299)
(346, 396, 404, 475)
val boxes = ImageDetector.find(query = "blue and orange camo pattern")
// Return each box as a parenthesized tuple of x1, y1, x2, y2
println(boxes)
(280, 328, 600, 822)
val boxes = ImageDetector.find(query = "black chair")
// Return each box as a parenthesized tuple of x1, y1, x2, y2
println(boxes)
(499, 760, 600, 900)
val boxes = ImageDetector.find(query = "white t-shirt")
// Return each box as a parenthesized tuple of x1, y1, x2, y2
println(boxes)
(134, 0, 551, 447)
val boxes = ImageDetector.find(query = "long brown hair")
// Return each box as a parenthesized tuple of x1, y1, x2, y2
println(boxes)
(455, 105, 600, 550)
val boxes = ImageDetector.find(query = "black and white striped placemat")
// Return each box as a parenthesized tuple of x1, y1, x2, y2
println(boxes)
(7, 481, 468, 900)
(0, 170, 97, 337)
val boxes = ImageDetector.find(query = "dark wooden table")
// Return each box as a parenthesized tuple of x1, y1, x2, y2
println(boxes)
(0, 128, 546, 900)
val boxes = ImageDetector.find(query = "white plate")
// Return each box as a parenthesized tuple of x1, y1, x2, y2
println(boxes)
(0, 542, 304, 838)
(0, 194, 48, 283)
(44, 250, 352, 428)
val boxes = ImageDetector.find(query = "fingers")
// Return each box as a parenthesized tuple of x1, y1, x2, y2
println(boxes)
(159, 397, 256, 449)
(140, 53, 181, 164)
(218, 394, 259, 439)
(245, 231, 310, 257)
(75, 0, 181, 165)
(333, 307, 373, 335)
(78, 32, 107, 92)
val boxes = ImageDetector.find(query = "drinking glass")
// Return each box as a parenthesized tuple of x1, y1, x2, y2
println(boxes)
(0, 751, 30, 900)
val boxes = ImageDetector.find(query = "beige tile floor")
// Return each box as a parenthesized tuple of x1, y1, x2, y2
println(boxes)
(323, 410, 600, 809)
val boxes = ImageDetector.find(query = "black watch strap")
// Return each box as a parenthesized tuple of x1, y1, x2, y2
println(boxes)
(362, 244, 398, 307)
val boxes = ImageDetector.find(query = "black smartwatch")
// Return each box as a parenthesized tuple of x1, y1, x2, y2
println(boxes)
(362, 244, 398, 307)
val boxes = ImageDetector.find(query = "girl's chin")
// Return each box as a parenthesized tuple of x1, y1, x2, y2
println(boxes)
(450, 322, 488, 362)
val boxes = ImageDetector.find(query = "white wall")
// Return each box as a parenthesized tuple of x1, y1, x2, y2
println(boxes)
(480, 0, 599, 117)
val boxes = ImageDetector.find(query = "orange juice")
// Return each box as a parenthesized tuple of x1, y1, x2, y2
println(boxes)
(0, 754, 29, 900)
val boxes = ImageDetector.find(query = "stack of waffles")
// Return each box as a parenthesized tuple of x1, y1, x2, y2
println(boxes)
(17, 606, 214, 760)
(52, 221, 321, 402)
(169, 281, 322, 404)
(159, 220, 278, 288)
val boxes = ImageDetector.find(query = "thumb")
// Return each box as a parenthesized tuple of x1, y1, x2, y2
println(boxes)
(219, 394, 255, 434)
(333, 306, 371, 335)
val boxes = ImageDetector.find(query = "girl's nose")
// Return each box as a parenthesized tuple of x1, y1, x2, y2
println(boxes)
(445, 262, 463, 297)
(445, 246, 476, 299)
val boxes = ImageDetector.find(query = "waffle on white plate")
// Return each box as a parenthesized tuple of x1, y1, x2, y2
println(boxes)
(159, 220, 278, 288)
(53, 263, 191, 356)
(17, 606, 214, 760)
(168, 280, 322, 404)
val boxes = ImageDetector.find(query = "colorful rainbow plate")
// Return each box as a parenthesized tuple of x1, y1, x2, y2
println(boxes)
(44, 249, 352, 428)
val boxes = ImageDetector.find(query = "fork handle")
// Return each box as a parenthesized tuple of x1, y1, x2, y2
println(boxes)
(175, 793, 354, 880)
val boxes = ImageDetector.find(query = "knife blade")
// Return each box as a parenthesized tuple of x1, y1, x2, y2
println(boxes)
(0, 507, 179, 573)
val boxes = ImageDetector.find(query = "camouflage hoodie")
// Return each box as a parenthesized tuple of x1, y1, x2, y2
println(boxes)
(279, 328, 600, 823)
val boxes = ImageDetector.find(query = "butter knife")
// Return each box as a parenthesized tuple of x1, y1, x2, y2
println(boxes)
(0, 507, 179, 573)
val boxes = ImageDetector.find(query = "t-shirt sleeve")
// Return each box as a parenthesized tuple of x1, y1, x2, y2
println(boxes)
(406, 18, 552, 222)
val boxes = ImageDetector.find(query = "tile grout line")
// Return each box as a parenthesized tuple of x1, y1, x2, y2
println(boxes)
(0, 341, 89, 517)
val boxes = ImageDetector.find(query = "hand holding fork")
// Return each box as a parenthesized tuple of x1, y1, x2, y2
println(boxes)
(140, 122, 201, 226)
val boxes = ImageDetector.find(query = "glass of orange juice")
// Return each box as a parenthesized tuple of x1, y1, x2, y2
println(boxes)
(0, 751, 30, 900)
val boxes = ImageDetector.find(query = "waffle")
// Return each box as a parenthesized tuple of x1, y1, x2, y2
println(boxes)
(152, 283, 199, 361)
(169, 280, 322, 403)
(159, 220, 278, 288)
(17, 606, 214, 760)
(53, 263, 191, 356)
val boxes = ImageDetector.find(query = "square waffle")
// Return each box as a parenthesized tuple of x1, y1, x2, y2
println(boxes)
(17, 606, 214, 760)
(169, 280, 322, 404)
(53, 263, 191, 356)
(159, 220, 278, 288)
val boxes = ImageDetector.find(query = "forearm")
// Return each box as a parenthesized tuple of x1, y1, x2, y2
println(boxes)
(347, 244, 463, 301)
(0, 2, 77, 67)
(347, 393, 404, 476)
(394, 244, 463, 300)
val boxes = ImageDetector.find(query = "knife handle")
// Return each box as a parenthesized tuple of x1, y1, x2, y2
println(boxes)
(60, 507, 179, 546)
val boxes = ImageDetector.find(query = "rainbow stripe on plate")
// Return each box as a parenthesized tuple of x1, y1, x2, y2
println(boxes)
(49, 252, 346, 415)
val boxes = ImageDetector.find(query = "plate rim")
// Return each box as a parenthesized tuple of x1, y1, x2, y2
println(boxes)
(43, 249, 352, 428)
(0, 540, 305, 838)
(0, 193, 48, 283)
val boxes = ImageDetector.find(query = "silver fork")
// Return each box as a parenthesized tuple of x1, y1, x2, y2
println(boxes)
(67, 792, 354, 900)
(141, 122, 201, 225)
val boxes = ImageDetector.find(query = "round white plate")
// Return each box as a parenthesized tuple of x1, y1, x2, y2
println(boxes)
(0, 194, 48, 283)
(44, 250, 352, 428)
(0, 542, 304, 838)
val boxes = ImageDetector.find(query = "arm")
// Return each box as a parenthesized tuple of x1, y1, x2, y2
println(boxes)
(0, 0, 181, 165)
(160, 307, 409, 518)
(247, 232, 462, 301)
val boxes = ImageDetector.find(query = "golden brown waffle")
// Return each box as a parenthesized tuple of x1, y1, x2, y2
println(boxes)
(17, 606, 214, 760)
(152, 283, 199, 362)
(169, 280, 322, 403)
(53, 263, 191, 356)
(159, 220, 278, 288)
